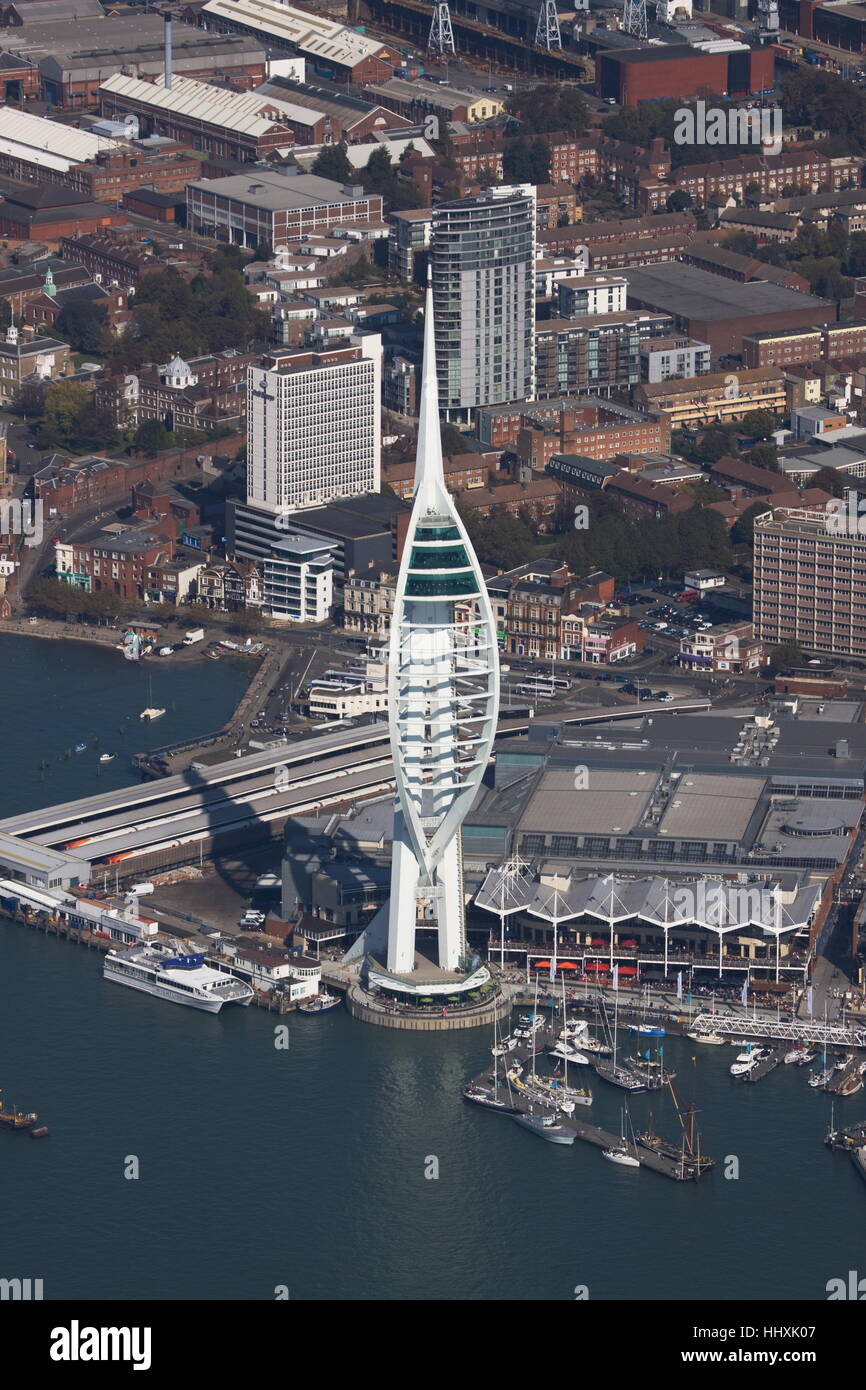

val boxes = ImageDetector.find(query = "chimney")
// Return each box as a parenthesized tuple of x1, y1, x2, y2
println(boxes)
(164, 13, 172, 91)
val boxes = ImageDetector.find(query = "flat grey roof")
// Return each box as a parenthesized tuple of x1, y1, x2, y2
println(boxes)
(624, 262, 833, 322)
(188, 170, 366, 211)
(659, 774, 764, 841)
(520, 767, 655, 836)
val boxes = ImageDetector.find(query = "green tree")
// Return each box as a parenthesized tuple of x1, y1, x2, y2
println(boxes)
(812, 465, 846, 498)
(507, 85, 588, 137)
(458, 501, 533, 567)
(741, 409, 777, 440)
(40, 380, 91, 449)
(134, 419, 173, 455)
(440, 423, 467, 456)
(312, 142, 352, 182)
(768, 640, 805, 673)
(745, 441, 778, 471)
(55, 300, 109, 354)
(731, 500, 772, 546)
(666, 189, 692, 212)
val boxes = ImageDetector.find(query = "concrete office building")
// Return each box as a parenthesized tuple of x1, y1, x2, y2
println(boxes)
(261, 533, 334, 623)
(753, 506, 866, 659)
(431, 185, 535, 420)
(246, 339, 381, 523)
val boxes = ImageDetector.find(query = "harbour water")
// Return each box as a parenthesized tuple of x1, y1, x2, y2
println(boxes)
(0, 635, 863, 1301)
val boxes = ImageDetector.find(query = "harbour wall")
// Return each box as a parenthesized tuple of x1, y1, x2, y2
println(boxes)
(346, 983, 512, 1031)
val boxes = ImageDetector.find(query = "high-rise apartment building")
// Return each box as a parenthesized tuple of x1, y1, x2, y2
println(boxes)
(753, 505, 866, 658)
(246, 338, 382, 517)
(431, 185, 535, 420)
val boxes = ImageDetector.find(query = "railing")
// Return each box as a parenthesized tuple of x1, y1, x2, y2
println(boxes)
(690, 1011, 866, 1047)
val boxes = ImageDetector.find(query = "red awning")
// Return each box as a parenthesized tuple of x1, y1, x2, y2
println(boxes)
(591, 938, 607, 946)
(618, 965, 638, 976)
(534, 960, 551, 969)
(622, 939, 638, 947)
(586, 962, 611, 972)
(558, 961, 578, 970)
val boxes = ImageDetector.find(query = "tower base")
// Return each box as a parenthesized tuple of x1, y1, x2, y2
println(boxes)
(347, 951, 505, 1030)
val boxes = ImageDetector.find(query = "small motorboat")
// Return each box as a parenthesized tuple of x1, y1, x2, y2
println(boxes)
(547, 1041, 590, 1065)
(580, 1035, 613, 1056)
(74, 742, 86, 753)
(793, 1051, 816, 1066)
(730, 1054, 760, 1077)
(784, 1048, 804, 1064)
(297, 991, 340, 1014)
(140, 708, 166, 721)
(602, 1146, 640, 1168)
(687, 1030, 726, 1045)
(99, 753, 115, 763)
(627, 1023, 666, 1037)
(809, 1067, 835, 1089)
(512, 1112, 574, 1144)
(491, 1034, 518, 1057)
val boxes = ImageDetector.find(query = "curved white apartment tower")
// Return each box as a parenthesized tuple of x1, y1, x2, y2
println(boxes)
(385, 286, 500, 974)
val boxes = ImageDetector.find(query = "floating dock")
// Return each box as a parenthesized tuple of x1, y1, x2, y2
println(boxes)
(467, 1065, 710, 1181)
(734, 1046, 785, 1083)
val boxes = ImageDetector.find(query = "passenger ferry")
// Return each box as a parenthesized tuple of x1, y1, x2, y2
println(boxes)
(104, 943, 254, 1013)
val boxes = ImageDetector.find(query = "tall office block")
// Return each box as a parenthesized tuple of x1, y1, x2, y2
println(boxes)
(246, 336, 381, 517)
(431, 185, 535, 420)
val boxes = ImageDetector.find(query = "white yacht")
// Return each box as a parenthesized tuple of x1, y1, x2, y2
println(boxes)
(104, 943, 253, 1013)
(548, 1039, 590, 1065)
(730, 1052, 762, 1077)
(602, 1147, 640, 1168)
(687, 1030, 726, 1045)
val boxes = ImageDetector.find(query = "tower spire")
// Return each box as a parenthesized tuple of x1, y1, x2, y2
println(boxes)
(414, 284, 445, 505)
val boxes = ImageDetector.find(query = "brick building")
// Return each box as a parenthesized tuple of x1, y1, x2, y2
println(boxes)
(477, 396, 668, 458)
(596, 44, 775, 107)
(0, 182, 122, 241)
(634, 368, 786, 430)
(382, 451, 494, 500)
(186, 171, 382, 249)
(603, 471, 694, 521)
(58, 234, 173, 291)
(99, 73, 298, 164)
(534, 311, 673, 399)
(624, 262, 835, 357)
(97, 350, 256, 434)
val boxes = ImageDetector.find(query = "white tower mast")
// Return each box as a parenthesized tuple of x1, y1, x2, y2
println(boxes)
(383, 285, 500, 974)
